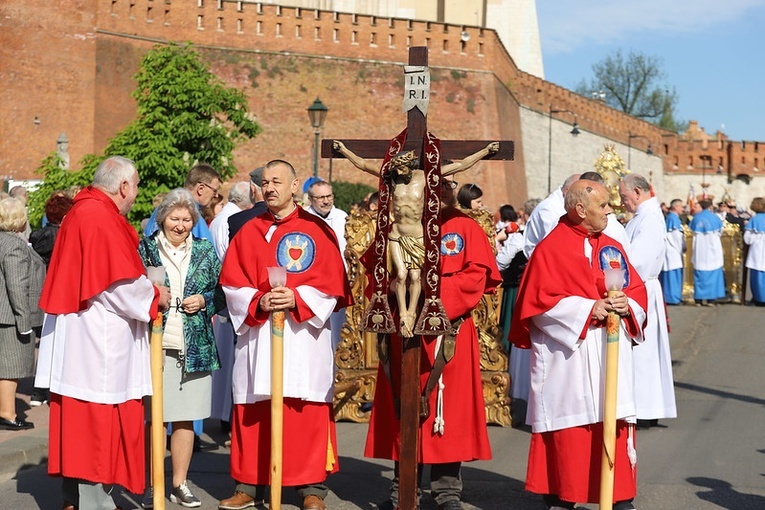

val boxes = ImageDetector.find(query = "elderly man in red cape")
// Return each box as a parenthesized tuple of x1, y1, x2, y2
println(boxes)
(364, 177, 502, 510)
(34, 156, 170, 510)
(510, 180, 648, 510)
(218, 159, 352, 510)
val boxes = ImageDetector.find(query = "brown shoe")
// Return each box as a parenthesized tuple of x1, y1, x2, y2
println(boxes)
(219, 491, 257, 510)
(302, 494, 327, 510)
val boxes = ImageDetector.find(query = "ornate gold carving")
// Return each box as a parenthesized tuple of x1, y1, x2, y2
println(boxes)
(333, 208, 511, 426)
(593, 144, 631, 215)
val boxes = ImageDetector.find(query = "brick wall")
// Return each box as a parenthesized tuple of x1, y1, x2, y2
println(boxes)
(2, 0, 763, 208)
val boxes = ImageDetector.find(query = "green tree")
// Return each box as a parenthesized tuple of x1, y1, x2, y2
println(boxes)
(576, 49, 685, 132)
(28, 43, 261, 228)
(330, 180, 376, 213)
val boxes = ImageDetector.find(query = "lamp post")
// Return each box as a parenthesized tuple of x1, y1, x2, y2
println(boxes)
(547, 106, 580, 194)
(307, 97, 329, 179)
(627, 132, 653, 169)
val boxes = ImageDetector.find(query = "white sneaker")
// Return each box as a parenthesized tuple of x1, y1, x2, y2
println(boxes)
(170, 481, 201, 508)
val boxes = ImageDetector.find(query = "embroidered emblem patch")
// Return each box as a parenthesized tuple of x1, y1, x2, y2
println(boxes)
(598, 245, 630, 288)
(440, 233, 465, 256)
(276, 232, 316, 273)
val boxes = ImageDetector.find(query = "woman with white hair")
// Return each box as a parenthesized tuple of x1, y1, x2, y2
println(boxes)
(138, 188, 224, 508)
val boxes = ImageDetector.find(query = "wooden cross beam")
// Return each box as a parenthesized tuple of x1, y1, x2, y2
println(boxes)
(322, 46, 514, 510)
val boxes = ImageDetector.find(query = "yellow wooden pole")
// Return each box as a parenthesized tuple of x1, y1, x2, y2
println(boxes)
(600, 269, 625, 510)
(267, 267, 287, 510)
(270, 308, 285, 510)
(150, 313, 166, 510)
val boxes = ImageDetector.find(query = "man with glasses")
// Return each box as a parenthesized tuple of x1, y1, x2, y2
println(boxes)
(305, 180, 349, 350)
(143, 163, 221, 245)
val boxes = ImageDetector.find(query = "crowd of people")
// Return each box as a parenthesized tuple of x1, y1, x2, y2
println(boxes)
(0, 156, 763, 510)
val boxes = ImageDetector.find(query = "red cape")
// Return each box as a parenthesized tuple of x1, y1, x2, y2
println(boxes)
(510, 216, 647, 348)
(39, 187, 147, 314)
(219, 206, 353, 325)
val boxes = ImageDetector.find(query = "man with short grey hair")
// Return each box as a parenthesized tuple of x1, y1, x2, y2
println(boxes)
(210, 181, 253, 260)
(35, 156, 171, 510)
(227, 166, 268, 241)
(209, 180, 253, 433)
(619, 173, 677, 429)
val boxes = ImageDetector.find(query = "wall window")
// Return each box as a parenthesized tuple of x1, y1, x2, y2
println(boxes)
(276, 22, 282, 36)
(197, 14, 204, 29)
(314, 26, 321, 39)
(443, 39, 449, 52)
(371, 16, 376, 26)
(370, 32, 377, 46)
(237, 18, 243, 33)
(478, 42, 483, 55)
(295, 25, 301, 38)
(256, 20, 262, 35)
(146, 6, 153, 21)
(197, 0, 203, 8)
(217, 16, 223, 30)
(388, 33, 395, 47)
(333, 28, 339, 42)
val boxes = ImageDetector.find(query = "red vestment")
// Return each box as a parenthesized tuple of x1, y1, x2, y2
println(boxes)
(220, 206, 352, 485)
(510, 217, 647, 505)
(364, 208, 501, 464)
(40, 187, 159, 494)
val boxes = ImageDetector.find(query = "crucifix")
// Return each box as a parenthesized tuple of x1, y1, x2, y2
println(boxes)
(321, 46, 514, 510)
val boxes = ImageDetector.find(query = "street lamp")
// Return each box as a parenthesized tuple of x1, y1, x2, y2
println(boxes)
(627, 132, 653, 169)
(307, 97, 329, 178)
(547, 106, 580, 194)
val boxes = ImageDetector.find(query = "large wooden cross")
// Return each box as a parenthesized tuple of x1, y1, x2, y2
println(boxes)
(321, 47, 514, 510)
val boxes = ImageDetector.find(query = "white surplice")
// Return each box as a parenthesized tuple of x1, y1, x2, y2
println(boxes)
(34, 277, 155, 404)
(528, 294, 646, 432)
(624, 197, 677, 421)
(222, 284, 338, 404)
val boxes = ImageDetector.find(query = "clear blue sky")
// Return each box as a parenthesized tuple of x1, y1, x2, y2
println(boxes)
(536, 0, 765, 142)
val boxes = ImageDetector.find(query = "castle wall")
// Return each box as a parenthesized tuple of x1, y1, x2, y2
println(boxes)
(0, 0, 99, 179)
(2, 0, 764, 209)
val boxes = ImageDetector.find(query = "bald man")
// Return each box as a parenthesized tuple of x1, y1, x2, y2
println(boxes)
(511, 180, 647, 510)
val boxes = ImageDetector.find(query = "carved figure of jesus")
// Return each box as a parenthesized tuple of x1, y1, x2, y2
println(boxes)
(333, 140, 499, 337)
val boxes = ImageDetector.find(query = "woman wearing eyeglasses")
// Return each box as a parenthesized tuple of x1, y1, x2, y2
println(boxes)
(138, 188, 224, 508)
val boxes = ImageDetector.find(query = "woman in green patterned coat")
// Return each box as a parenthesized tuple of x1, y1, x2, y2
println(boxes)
(138, 188, 224, 508)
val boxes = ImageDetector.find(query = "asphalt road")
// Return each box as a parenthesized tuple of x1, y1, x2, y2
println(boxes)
(1, 304, 763, 509)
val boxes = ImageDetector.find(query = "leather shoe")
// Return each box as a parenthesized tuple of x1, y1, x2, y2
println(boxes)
(0, 417, 34, 430)
(302, 494, 327, 510)
(218, 491, 260, 509)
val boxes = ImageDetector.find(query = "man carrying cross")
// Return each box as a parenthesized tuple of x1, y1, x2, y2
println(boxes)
(357, 172, 501, 509)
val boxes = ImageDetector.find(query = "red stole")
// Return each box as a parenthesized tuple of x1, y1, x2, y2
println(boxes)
(510, 216, 647, 349)
(219, 205, 352, 323)
(39, 187, 146, 314)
